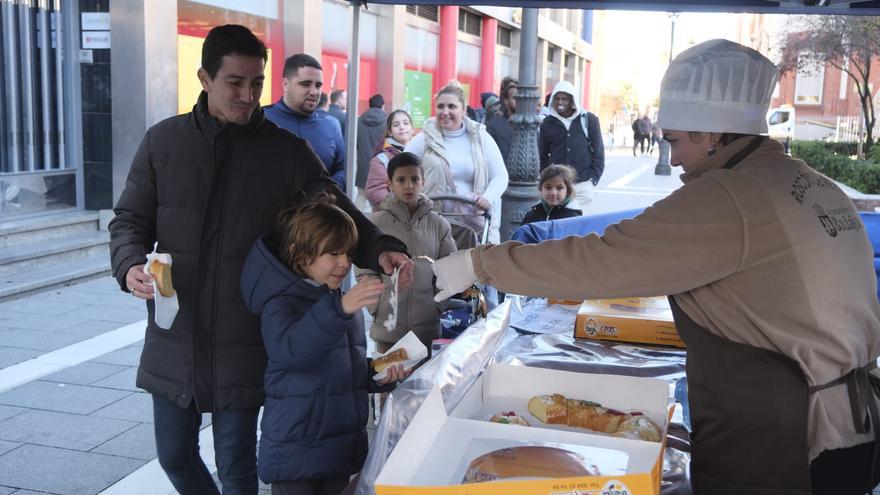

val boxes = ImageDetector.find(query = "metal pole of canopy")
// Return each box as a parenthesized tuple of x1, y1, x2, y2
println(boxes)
(500, 8, 541, 241)
(345, 1, 360, 201)
(343, 1, 361, 292)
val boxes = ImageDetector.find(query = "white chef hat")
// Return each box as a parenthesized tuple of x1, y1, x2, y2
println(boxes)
(656, 39, 779, 134)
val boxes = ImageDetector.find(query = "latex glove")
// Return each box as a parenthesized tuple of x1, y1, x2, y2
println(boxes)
(432, 249, 477, 302)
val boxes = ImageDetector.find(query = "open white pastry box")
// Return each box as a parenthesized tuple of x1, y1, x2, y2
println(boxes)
(375, 364, 671, 495)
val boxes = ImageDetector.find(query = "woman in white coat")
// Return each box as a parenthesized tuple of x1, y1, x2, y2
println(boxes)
(405, 80, 509, 245)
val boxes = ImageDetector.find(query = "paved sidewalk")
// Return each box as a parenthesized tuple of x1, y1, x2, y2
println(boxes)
(0, 277, 276, 494)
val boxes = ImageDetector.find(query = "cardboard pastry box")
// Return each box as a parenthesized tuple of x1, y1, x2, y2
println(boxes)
(573, 297, 685, 348)
(375, 364, 672, 495)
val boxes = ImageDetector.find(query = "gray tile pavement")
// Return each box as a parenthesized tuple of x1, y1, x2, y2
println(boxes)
(0, 406, 25, 423)
(0, 486, 16, 495)
(91, 345, 143, 367)
(0, 328, 86, 352)
(53, 319, 131, 338)
(91, 423, 156, 461)
(0, 410, 137, 451)
(0, 299, 83, 317)
(0, 441, 17, 457)
(90, 368, 140, 392)
(91, 392, 153, 424)
(0, 348, 40, 369)
(0, 444, 145, 495)
(0, 311, 87, 332)
(42, 362, 128, 386)
(0, 381, 131, 415)
(61, 305, 148, 324)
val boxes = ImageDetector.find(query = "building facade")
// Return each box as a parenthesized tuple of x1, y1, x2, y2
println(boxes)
(737, 13, 880, 141)
(0, 0, 595, 221)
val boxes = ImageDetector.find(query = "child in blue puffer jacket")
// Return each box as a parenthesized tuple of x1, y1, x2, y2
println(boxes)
(240, 194, 407, 495)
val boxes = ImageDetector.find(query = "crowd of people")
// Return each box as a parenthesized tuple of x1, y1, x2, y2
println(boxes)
(107, 22, 880, 495)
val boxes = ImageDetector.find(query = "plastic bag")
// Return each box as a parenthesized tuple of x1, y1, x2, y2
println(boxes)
(143, 242, 179, 329)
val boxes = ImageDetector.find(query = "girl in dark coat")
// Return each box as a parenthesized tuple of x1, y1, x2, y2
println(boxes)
(240, 195, 406, 495)
(521, 164, 583, 225)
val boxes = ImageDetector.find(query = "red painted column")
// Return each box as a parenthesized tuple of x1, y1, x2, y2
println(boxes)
(583, 60, 592, 110)
(480, 17, 498, 97)
(438, 6, 459, 89)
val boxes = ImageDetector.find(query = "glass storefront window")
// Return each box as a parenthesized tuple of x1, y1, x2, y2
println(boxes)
(177, 0, 284, 113)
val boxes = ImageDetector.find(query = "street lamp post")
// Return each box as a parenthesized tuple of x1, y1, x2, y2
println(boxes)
(499, 8, 541, 241)
(654, 12, 678, 176)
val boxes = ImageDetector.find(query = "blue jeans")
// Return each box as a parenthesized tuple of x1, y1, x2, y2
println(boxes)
(152, 394, 260, 495)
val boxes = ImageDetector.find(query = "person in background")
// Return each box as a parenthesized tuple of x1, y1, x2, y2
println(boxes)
(631, 116, 644, 157)
(355, 94, 387, 211)
(539, 92, 552, 116)
(538, 80, 605, 212)
(405, 80, 509, 245)
(520, 164, 582, 225)
(365, 109, 413, 209)
(264, 54, 346, 191)
(357, 152, 457, 353)
(474, 92, 498, 124)
(650, 120, 662, 154)
(317, 92, 329, 114)
(240, 194, 408, 495)
(328, 89, 347, 138)
(486, 76, 518, 165)
(109, 25, 411, 495)
(482, 95, 502, 124)
(432, 39, 880, 495)
(637, 113, 652, 155)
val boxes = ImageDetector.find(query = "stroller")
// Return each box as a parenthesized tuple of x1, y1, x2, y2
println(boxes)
(429, 194, 491, 340)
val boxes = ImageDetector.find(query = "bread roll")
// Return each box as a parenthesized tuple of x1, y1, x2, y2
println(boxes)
(373, 348, 408, 373)
(615, 414, 661, 442)
(528, 394, 661, 442)
(566, 399, 623, 434)
(462, 446, 599, 483)
(489, 411, 530, 426)
(527, 394, 568, 424)
(149, 260, 174, 297)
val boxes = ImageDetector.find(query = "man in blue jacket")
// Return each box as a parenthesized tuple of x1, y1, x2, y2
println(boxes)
(265, 54, 346, 191)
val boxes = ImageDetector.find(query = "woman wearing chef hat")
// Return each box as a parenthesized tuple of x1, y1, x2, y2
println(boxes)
(432, 39, 880, 494)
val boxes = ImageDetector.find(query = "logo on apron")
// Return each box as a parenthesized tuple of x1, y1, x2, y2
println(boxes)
(813, 205, 838, 237)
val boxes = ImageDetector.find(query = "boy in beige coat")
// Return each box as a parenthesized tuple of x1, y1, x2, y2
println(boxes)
(358, 152, 457, 352)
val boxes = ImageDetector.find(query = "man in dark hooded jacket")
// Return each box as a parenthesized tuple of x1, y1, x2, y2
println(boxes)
(108, 25, 410, 495)
(538, 80, 605, 212)
(356, 94, 387, 209)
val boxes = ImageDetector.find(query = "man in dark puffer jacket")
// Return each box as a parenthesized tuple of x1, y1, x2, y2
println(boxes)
(108, 25, 409, 495)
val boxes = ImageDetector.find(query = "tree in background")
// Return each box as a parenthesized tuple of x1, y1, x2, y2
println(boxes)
(780, 16, 880, 150)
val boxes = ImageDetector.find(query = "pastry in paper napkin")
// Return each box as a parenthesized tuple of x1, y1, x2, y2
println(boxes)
(383, 266, 400, 332)
(371, 331, 428, 381)
(143, 243, 179, 330)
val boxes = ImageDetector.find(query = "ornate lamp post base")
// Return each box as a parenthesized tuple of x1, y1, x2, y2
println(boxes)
(654, 139, 672, 175)
(500, 82, 542, 241)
